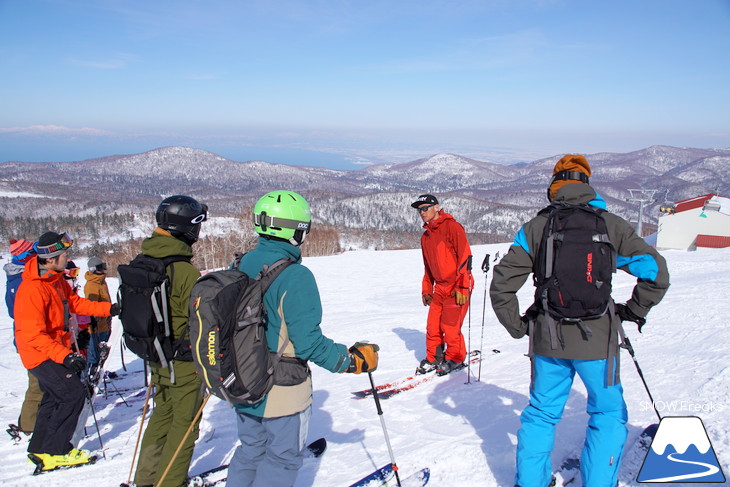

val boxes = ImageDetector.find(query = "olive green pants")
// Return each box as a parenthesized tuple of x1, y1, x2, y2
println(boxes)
(19, 370, 43, 433)
(134, 366, 203, 487)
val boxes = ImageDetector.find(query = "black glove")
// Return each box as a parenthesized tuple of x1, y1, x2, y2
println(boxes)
(75, 329, 90, 351)
(110, 303, 121, 316)
(615, 303, 647, 333)
(520, 306, 539, 336)
(520, 314, 530, 336)
(63, 352, 87, 374)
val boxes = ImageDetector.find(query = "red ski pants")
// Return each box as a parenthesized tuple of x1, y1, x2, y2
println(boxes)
(425, 292, 468, 363)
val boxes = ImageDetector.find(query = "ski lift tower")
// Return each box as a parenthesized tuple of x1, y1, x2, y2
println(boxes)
(627, 189, 658, 237)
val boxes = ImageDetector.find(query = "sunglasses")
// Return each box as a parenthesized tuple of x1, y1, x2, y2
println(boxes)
(36, 232, 74, 255)
(416, 204, 436, 213)
(65, 267, 80, 279)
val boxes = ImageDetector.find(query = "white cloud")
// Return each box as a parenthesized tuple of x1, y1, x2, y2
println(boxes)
(0, 125, 114, 136)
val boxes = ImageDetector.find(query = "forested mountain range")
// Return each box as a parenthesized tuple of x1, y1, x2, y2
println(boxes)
(1, 145, 728, 248)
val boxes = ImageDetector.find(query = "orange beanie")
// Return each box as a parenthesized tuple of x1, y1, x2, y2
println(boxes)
(548, 154, 591, 200)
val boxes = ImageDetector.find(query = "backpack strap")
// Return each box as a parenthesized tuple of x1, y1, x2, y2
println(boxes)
(160, 255, 193, 383)
(257, 258, 297, 374)
(606, 300, 624, 387)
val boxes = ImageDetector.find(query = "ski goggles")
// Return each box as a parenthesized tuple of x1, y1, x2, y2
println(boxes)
(190, 203, 209, 224)
(35, 232, 74, 255)
(65, 267, 80, 279)
(254, 212, 311, 233)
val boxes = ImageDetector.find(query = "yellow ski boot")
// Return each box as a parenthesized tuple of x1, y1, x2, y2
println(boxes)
(28, 448, 96, 475)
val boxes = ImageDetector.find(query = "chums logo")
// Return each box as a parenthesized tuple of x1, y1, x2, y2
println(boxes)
(586, 252, 593, 283)
(207, 331, 216, 366)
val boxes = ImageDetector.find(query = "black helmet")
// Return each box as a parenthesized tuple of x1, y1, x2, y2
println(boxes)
(156, 195, 208, 245)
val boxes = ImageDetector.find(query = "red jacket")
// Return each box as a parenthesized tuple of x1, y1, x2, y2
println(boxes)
(420, 210, 474, 296)
(14, 256, 112, 369)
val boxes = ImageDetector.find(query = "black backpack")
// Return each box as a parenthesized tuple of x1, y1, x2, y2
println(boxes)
(533, 203, 616, 324)
(117, 254, 191, 368)
(189, 257, 301, 405)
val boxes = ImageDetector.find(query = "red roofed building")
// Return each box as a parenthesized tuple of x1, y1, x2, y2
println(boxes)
(656, 194, 730, 250)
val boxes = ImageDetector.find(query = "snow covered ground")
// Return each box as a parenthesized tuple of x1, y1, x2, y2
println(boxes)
(1, 243, 728, 486)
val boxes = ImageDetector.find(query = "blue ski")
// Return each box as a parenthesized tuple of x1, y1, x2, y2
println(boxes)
(348, 464, 430, 487)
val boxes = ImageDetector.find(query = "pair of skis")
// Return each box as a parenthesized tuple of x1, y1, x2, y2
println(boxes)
(184, 438, 327, 487)
(351, 350, 496, 400)
(184, 438, 428, 487)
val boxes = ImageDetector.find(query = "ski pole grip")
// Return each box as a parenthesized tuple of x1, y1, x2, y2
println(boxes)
(481, 254, 491, 273)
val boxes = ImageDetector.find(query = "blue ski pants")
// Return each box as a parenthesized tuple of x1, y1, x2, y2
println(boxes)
(228, 406, 312, 487)
(515, 355, 628, 487)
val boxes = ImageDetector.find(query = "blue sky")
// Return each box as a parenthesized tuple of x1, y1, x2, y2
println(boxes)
(1, 0, 729, 169)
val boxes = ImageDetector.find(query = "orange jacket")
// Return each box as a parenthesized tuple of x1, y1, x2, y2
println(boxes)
(420, 210, 474, 297)
(14, 255, 112, 369)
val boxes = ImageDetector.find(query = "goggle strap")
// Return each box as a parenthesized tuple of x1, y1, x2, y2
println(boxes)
(254, 214, 310, 232)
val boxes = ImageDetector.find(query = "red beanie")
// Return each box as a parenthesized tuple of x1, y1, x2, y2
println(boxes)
(9, 239, 33, 256)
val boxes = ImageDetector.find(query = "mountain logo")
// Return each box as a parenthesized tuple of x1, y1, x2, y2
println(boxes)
(637, 416, 725, 483)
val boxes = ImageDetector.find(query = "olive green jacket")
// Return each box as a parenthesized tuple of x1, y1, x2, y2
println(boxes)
(141, 228, 201, 385)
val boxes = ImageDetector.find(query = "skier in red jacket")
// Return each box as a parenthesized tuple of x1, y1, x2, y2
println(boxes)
(412, 194, 474, 375)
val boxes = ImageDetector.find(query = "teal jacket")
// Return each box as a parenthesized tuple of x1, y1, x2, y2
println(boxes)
(235, 237, 350, 418)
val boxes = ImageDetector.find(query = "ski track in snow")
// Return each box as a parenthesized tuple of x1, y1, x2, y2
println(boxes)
(0, 244, 728, 486)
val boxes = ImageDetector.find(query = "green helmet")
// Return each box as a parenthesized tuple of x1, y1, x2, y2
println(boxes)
(253, 190, 311, 246)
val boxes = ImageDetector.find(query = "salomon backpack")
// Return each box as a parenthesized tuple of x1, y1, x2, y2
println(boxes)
(189, 257, 295, 405)
(533, 203, 616, 322)
(117, 254, 190, 367)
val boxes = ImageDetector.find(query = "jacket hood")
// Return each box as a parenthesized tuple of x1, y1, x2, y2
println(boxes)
(422, 209, 455, 233)
(84, 270, 107, 284)
(253, 236, 303, 264)
(141, 228, 194, 259)
(3, 261, 25, 277)
(21, 255, 63, 283)
(551, 183, 607, 209)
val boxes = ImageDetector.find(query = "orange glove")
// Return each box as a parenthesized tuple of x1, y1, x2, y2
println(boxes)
(455, 290, 469, 305)
(422, 294, 433, 306)
(345, 342, 380, 374)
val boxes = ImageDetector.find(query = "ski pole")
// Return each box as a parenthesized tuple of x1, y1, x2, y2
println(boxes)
(68, 321, 106, 456)
(477, 254, 491, 382)
(466, 296, 472, 384)
(157, 392, 210, 487)
(86, 389, 105, 455)
(126, 381, 155, 486)
(120, 337, 127, 372)
(622, 336, 662, 422)
(368, 372, 402, 487)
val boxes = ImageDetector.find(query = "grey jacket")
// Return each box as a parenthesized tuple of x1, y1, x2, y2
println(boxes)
(490, 183, 670, 360)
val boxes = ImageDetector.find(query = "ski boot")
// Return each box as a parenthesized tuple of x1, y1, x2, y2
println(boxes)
(436, 359, 462, 376)
(28, 448, 96, 474)
(6, 423, 30, 443)
(416, 358, 440, 375)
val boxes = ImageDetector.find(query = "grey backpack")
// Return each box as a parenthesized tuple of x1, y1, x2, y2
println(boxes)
(189, 257, 295, 404)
